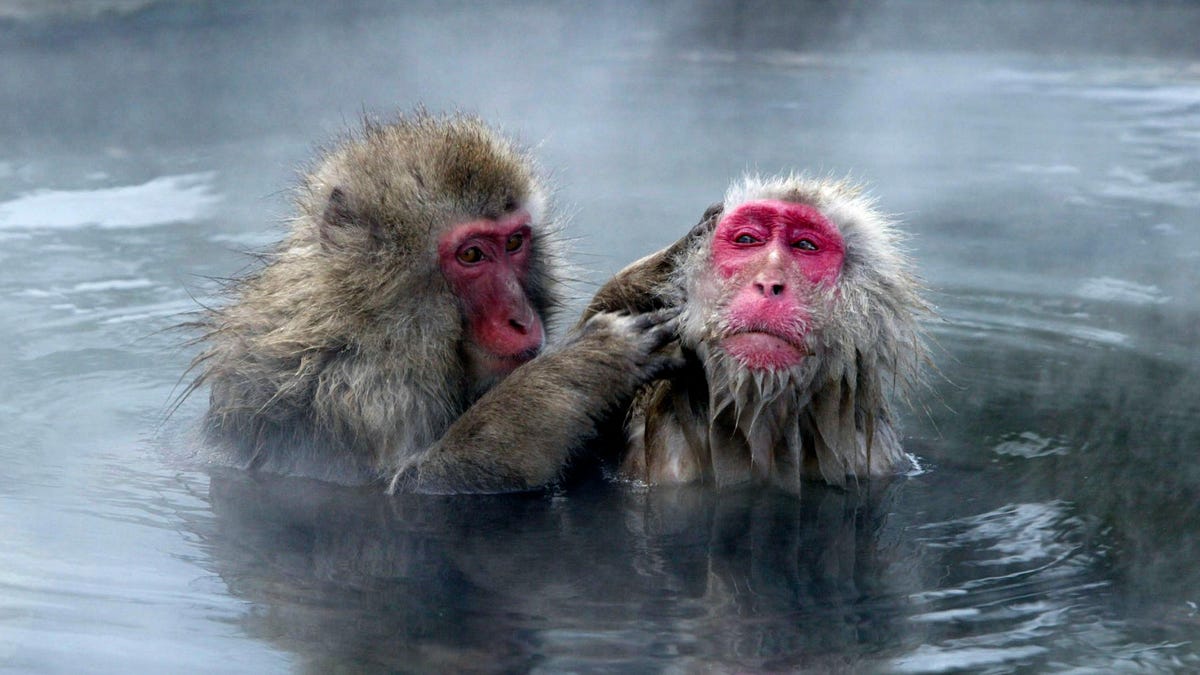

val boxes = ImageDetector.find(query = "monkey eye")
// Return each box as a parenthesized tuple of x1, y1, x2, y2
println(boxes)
(505, 233, 524, 253)
(792, 239, 818, 251)
(734, 234, 760, 244)
(457, 246, 484, 264)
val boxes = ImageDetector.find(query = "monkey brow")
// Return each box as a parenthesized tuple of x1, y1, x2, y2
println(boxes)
(734, 200, 834, 230)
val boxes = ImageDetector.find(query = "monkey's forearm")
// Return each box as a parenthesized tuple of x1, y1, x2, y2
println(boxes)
(581, 249, 675, 322)
(394, 310, 680, 494)
(402, 344, 651, 494)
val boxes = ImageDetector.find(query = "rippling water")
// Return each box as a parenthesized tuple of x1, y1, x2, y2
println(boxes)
(2, 3, 1199, 672)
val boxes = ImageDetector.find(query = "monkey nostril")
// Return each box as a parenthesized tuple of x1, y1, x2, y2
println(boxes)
(509, 318, 528, 334)
(754, 279, 786, 298)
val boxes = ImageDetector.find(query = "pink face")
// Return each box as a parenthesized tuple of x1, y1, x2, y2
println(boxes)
(711, 199, 845, 370)
(437, 210, 544, 378)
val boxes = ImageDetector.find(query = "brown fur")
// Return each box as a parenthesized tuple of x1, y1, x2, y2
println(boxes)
(187, 113, 563, 485)
(394, 309, 683, 493)
(186, 112, 682, 492)
(585, 175, 930, 491)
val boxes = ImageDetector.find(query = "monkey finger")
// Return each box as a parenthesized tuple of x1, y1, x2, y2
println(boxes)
(664, 207, 720, 257)
(644, 360, 684, 381)
(643, 343, 686, 379)
(692, 206, 721, 234)
(642, 321, 682, 353)
(630, 305, 682, 331)
(633, 308, 682, 350)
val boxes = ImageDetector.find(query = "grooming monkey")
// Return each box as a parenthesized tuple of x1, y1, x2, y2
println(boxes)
(187, 113, 678, 492)
(584, 175, 929, 491)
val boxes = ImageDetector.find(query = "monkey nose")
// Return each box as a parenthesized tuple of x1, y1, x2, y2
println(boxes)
(754, 280, 787, 298)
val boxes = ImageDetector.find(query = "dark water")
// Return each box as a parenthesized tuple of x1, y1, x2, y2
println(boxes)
(2, 2, 1199, 672)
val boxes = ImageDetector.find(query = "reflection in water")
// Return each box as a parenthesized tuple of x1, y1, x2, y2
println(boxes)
(2, 2, 1200, 671)
(902, 299, 1200, 671)
(201, 410, 1198, 674)
(203, 471, 912, 672)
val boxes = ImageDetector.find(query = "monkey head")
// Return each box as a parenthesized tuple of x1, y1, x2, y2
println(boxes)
(295, 114, 563, 394)
(654, 175, 928, 487)
(697, 198, 844, 371)
(194, 113, 570, 483)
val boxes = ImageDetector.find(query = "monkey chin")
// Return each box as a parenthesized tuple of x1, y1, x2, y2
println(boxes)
(720, 332, 807, 371)
(482, 347, 541, 374)
(464, 343, 543, 395)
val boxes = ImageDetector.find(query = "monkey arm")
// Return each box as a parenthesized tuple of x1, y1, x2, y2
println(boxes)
(581, 249, 676, 320)
(580, 203, 722, 323)
(391, 310, 682, 494)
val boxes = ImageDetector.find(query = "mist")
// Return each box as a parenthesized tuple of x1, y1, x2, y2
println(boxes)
(1, 2, 1198, 671)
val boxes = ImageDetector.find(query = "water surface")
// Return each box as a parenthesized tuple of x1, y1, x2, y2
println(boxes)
(2, 3, 1199, 672)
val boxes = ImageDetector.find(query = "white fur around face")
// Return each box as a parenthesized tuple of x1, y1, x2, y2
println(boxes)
(637, 174, 928, 487)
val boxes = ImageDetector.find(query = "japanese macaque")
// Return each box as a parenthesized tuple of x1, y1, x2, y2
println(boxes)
(584, 175, 929, 491)
(186, 113, 679, 492)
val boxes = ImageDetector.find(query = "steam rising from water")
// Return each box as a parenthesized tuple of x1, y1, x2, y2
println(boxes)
(1, 2, 1198, 672)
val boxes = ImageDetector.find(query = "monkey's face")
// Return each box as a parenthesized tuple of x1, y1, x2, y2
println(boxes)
(437, 209, 545, 384)
(697, 199, 845, 372)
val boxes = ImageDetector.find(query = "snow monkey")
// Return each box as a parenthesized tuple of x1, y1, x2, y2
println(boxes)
(583, 176, 929, 492)
(187, 113, 679, 492)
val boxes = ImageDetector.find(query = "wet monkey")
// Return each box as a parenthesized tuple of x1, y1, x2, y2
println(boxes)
(187, 113, 679, 492)
(585, 176, 929, 491)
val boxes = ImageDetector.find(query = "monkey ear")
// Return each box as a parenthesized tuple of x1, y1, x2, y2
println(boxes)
(322, 187, 354, 227)
(319, 187, 358, 250)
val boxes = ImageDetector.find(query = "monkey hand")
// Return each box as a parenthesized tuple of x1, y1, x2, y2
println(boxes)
(576, 307, 685, 385)
(663, 201, 722, 260)
(395, 307, 682, 494)
(581, 207, 720, 323)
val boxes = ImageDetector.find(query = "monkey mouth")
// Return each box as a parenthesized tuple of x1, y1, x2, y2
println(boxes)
(720, 331, 808, 370)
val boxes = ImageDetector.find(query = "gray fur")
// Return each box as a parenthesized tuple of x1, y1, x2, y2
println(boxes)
(593, 174, 930, 490)
(390, 309, 684, 494)
(186, 113, 563, 485)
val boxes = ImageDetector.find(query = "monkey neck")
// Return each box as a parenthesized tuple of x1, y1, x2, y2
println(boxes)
(706, 373, 805, 492)
(636, 342, 909, 490)
(661, 344, 803, 491)
(698, 341, 909, 488)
